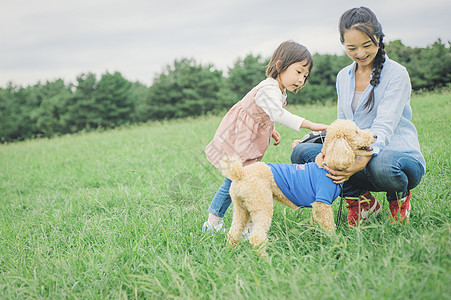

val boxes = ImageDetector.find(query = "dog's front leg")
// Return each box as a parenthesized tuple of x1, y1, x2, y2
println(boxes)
(311, 202, 335, 234)
(248, 208, 273, 259)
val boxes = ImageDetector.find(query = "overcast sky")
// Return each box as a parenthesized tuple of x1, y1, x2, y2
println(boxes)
(1, 0, 450, 87)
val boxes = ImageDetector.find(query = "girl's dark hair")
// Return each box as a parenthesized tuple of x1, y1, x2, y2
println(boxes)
(339, 7, 386, 112)
(266, 40, 313, 92)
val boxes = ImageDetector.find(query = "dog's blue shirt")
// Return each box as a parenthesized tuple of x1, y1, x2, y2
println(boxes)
(268, 162, 341, 207)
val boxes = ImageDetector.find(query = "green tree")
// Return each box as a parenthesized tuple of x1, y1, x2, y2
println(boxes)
(129, 81, 151, 123)
(30, 79, 72, 137)
(223, 54, 268, 107)
(0, 85, 26, 141)
(0, 83, 41, 141)
(422, 39, 451, 89)
(96, 71, 133, 127)
(64, 72, 133, 131)
(146, 58, 223, 120)
(64, 73, 99, 132)
(2, 39, 449, 142)
(386, 39, 451, 90)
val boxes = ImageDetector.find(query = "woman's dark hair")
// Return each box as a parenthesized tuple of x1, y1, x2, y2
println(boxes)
(266, 40, 313, 93)
(339, 7, 386, 112)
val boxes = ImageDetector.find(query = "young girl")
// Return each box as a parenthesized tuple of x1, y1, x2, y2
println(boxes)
(291, 7, 426, 226)
(203, 40, 328, 233)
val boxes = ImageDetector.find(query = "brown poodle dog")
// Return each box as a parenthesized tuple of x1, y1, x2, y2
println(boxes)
(220, 119, 376, 258)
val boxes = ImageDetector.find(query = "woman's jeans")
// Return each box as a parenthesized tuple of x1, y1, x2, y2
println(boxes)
(208, 177, 232, 218)
(291, 143, 425, 201)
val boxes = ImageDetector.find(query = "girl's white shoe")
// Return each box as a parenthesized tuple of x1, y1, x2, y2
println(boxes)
(202, 220, 227, 233)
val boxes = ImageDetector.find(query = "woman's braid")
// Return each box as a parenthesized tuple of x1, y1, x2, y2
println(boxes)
(364, 38, 386, 111)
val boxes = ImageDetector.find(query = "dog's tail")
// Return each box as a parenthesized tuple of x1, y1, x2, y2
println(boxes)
(220, 155, 245, 181)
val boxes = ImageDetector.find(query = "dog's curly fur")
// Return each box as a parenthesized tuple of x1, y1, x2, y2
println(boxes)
(220, 119, 376, 258)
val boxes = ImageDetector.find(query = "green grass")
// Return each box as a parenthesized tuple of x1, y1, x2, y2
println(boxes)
(0, 90, 450, 299)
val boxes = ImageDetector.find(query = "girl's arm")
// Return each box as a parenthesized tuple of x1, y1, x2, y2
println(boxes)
(254, 86, 304, 131)
(271, 129, 281, 146)
(255, 85, 327, 131)
(300, 120, 328, 131)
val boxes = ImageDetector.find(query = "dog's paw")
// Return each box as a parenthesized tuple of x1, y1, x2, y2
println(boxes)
(258, 251, 269, 260)
(227, 233, 239, 247)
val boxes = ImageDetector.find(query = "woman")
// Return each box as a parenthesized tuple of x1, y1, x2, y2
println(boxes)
(291, 7, 425, 226)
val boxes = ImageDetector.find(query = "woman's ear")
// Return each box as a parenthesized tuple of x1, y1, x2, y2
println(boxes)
(324, 137, 354, 170)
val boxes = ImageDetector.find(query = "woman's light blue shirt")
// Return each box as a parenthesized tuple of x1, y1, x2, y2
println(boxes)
(336, 56, 426, 171)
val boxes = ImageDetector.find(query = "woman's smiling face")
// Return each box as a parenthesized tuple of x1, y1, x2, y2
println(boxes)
(343, 28, 379, 68)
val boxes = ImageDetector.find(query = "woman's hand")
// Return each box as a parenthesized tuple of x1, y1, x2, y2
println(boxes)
(325, 156, 372, 184)
(272, 130, 281, 146)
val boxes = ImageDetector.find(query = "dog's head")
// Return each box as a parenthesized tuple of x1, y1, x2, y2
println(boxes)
(315, 119, 376, 170)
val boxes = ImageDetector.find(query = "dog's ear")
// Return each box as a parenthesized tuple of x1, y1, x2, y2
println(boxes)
(315, 135, 330, 169)
(324, 137, 354, 170)
(315, 152, 325, 168)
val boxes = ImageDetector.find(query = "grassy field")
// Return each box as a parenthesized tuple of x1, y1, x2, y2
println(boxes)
(0, 89, 450, 299)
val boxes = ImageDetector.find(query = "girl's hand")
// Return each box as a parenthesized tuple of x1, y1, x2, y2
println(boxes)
(292, 139, 301, 149)
(324, 156, 372, 184)
(300, 120, 328, 132)
(272, 130, 281, 146)
(309, 122, 328, 132)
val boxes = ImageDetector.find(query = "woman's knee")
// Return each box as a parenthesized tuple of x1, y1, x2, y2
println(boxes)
(290, 144, 322, 164)
(366, 157, 407, 191)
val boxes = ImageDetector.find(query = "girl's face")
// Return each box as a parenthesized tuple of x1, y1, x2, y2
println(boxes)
(277, 60, 310, 93)
(343, 28, 379, 68)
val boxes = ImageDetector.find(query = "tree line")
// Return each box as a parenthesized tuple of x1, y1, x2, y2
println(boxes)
(1, 39, 449, 142)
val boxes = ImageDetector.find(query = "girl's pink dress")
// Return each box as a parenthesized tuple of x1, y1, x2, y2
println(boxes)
(205, 82, 282, 170)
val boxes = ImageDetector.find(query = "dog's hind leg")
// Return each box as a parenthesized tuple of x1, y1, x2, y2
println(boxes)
(227, 198, 250, 247)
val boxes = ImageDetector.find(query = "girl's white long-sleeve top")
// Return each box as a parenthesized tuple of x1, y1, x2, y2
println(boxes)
(254, 77, 305, 131)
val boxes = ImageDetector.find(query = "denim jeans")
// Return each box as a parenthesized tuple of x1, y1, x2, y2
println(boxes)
(208, 177, 232, 218)
(291, 143, 425, 201)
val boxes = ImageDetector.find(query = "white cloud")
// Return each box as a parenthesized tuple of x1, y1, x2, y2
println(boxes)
(1, 0, 450, 86)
